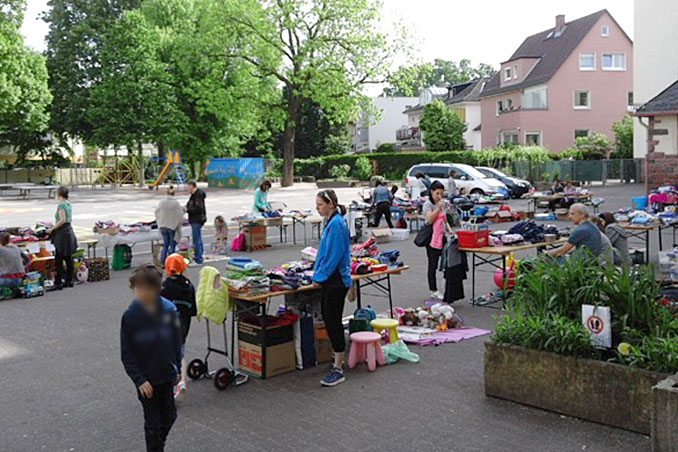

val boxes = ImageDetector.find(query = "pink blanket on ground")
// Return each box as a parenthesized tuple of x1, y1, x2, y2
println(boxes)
(403, 327, 491, 346)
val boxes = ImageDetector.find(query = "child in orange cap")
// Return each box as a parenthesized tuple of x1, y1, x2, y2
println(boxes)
(160, 254, 196, 398)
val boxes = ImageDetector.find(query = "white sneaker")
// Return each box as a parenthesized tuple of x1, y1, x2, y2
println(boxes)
(430, 291, 444, 300)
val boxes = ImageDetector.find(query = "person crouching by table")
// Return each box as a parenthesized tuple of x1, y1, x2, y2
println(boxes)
(47, 185, 78, 290)
(314, 189, 352, 387)
(121, 265, 182, 452)
(160, 254, 196, 399)
(0, 232, 25, 290)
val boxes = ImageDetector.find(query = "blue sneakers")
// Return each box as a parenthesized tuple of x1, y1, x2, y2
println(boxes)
(321, 367, 345, 387)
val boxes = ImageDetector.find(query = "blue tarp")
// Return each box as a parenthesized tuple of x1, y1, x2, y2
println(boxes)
(207, 158, 265, 189)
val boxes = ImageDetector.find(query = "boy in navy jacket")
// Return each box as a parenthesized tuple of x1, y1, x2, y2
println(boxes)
(121, 265, 182, 452)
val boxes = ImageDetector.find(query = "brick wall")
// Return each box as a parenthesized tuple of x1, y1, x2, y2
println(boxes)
(645, 151, 678, 192)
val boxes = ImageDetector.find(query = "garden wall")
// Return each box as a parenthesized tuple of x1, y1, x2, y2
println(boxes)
(645, 151, 678, 192)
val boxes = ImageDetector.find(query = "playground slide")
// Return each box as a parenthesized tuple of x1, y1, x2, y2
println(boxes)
(149, 160, 173, 188)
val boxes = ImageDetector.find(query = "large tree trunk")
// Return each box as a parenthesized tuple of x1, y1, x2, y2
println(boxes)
(138, 141, 144, 188)
(281, 96, 301, 187)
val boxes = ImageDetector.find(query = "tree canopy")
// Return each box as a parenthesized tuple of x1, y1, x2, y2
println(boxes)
(419, 99, 467, 152)
(383, 59, 495, 97)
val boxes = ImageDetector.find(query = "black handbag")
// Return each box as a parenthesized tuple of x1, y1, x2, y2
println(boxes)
(414, 223, 433, 247)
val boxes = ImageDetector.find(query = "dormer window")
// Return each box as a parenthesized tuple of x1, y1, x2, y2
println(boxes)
(514, 65, 518, 79)
(504, 67, 513, 81)
(601, 25, 610, 37)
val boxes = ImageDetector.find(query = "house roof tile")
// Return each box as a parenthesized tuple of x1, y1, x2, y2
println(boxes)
(635, 80, 678, 115)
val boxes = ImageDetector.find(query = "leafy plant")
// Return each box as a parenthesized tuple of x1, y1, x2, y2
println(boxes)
(329, 164, 351, 180)
(419, 99, 467, 152)
(611, 115, 634, 159)
(375, 143, 395, 153)
(352, 156, 372, 180)
(574, 133, 612, 159)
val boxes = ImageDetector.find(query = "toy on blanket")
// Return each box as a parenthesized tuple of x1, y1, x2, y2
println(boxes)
(413, 304, 464, 331)
(76, 262, 89, 283)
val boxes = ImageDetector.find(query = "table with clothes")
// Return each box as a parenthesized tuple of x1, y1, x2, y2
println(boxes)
(524, 192, 592, 213)
(94, 220, 192, 263)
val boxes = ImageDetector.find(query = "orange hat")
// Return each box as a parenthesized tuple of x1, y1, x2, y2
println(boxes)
(165, 253, 189, 276)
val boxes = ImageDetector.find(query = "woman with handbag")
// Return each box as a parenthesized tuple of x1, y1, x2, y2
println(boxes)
(421, 181, 452, 300)
(47, 186, 78, 290)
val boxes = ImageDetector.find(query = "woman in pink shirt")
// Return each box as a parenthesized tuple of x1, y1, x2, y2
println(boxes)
(422, 181, 452, 300)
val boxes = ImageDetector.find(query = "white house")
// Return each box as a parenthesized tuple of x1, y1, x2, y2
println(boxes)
(445, 79, 488, 150)
(353, 96, 418, 153)
(633, 0, 678, 158)
(399, 86, 448, 148)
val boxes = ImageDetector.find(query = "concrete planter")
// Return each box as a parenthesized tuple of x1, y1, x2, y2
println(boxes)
(484, 342, 668, 434)
(316, 180, 356, 188)
(652, 374, 678, 452)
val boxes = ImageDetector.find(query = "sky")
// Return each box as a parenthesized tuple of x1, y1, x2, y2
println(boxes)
(21, 0, 633, 85)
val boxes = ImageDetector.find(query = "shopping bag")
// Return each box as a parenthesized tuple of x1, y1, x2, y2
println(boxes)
(231, 232, 246, 252)
(413, 224, 433, 247)
(196, 266, 231, 325)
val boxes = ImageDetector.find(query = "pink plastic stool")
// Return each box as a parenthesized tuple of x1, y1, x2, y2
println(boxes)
(348, 332, 387, 371)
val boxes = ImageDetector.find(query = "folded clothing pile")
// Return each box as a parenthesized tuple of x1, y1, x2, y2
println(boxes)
(8, 226, 50, 243)
(507, 220, 560, 244)
(268, 261, 314, 291)
(224, 257, 269, 293)
(352, 237, 380, 258)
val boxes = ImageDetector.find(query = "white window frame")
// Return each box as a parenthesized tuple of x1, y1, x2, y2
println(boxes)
(573, 90, 591, 110)
(627, 91, 634, 107)
(506, 98, 513, 110)
(579, 52, 596, 71)
(601, 25, 610, 37)
(496, 100, 504, 116)
(574, 129, 590, 139)
(524, 131, 543, 147)
(522, 84, 548, 110)
(502, 131, 519, 145)
(602, 53, 626, 71)
(513, 65, 518, 80)
(504, 67, 512, 81)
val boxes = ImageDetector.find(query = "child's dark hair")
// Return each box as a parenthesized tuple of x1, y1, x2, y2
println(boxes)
(317, 189, 347, 215)
(129, 264, 163, 290)
(57, 185, 69, 199)
(260, 180, 272, 191)
(214, 215, 225, 224)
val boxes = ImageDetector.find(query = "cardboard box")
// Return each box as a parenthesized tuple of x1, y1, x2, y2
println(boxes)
(556, 208, 569, 221)
(489, 211, 513, 223)
(314, 321, 332, 364)
(238, 341, 296, 379)
(245, 225, 267, 250)
(263, 217, 283, 227)
(369, 228, 392, 243)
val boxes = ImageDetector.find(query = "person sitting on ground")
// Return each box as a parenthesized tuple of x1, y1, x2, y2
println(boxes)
(253, 180, 273, 213)
(0, 232, 25, 289)
(371, 180, 394, 228)
(213, 216, 228, 254)
(548, 203, 603, 260)
(598, 212, 631, 267)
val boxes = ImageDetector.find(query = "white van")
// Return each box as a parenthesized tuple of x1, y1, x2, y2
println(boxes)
(405, 163, 509, 198)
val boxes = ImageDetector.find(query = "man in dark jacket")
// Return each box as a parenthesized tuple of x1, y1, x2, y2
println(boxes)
(186, 181, 206, 264)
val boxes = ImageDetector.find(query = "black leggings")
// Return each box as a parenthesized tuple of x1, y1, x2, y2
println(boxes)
(55, 253, 74, 286)
(426, 246, 442, 291)
(320, 283, 348, 353)
(372, 202, 393, 228)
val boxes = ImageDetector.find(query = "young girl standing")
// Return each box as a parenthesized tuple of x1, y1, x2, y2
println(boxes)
(313, 190, 352, 387)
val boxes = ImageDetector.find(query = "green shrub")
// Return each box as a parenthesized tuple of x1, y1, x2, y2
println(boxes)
(353, 156, 372, 180)
(328, 164, 351, 180)
(612, 115, 634, 159)
(573, 133, 612, 159)
(375, 143, 395, 153)
(616, 334, 678, 374)
(419, 99, 467, 151)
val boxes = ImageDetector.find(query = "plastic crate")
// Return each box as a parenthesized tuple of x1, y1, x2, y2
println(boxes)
(457, 229, 490, 248)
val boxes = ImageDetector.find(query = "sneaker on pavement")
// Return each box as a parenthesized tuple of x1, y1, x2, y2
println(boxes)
(320, 367, 345, 387)
(430, 291, 443, 300)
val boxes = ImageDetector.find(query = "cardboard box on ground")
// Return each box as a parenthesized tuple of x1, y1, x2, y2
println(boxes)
(237, 319, 296, 378)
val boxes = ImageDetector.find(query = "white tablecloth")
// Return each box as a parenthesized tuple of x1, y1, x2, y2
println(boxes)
(96, 227, 191, 248)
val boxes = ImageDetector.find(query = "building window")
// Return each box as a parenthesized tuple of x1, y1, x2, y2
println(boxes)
(496, 100, 504, 115)
(506, 98, 513, 110)
(574, 129, 590, 139)
(627, 91, 634, 106)
(601, 25, 610, 37)
(522, 85, 548, 109)
(504, 67, 513, 81)
(602, 53, 626, 71)
(513, 65, 518, 79)
(579, 53, 596, 71)
(573, 90, 591, 109)
(525, 131, 542, 146)
(502, 132, 519, 144)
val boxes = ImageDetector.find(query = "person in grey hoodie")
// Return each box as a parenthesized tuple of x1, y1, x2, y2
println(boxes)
(155, 186, 185, 265)
(598, 212, 631, 266)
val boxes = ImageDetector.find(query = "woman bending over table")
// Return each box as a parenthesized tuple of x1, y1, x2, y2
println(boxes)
(314, 189, 352, 387)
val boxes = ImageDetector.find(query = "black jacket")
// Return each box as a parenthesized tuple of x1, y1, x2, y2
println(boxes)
(120, 297, 182, 388)
(161, 275, 197, 317)
(186, 189, 206, 225)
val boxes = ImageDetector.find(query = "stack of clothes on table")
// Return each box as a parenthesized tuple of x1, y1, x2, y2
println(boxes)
(649, 186, 678, 208)
(267, 260, 314, 291)
(486, 220, 561, 246)
(6, 226, 50, 243)
(223, 257, 269, 294)
(351, 237, 380, 258)
(613, 209, 658, 226)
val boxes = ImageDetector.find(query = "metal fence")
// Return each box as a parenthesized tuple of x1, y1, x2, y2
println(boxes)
(513, 158, 643, 184)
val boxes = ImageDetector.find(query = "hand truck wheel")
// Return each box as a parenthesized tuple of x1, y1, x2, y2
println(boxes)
(187, 359, 206, 380)
(214, 367, 235, 390)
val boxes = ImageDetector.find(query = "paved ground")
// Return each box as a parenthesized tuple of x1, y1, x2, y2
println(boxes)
(0, 183, 659, 451)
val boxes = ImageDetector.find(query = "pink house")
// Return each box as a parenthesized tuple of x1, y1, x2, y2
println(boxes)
(480, 10, 633, 151)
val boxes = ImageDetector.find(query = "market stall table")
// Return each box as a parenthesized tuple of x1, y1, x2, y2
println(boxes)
(17, 185, 57, 199)
(95, 226, 191, 264)
(619, 223, 655, 264)
(524, 192, 592, 213)
(461, 239, 567, 308)
(227, 266, 409, 375)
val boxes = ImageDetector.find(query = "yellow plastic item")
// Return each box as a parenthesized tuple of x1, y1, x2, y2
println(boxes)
(149, 151, 180, 188)
(196, 266, 231, 325)
(370, 318, 400, 343)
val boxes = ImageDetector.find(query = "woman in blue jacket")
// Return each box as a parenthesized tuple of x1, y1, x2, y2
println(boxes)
(313, 189, 352, 387)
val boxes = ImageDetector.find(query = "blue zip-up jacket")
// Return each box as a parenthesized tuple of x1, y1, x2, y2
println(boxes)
(372, 185, 393, 205)
(120, 296, 182, 388)
(313, 213, 352, 288)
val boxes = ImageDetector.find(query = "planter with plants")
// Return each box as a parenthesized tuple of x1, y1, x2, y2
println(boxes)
(316, 164, 355, 188)
(486, 255, 678, 434)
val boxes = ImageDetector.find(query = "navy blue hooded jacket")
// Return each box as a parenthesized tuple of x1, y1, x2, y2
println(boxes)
(120, 296, 182, 387)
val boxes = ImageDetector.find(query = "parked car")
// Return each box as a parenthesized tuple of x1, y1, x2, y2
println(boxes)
(405, 163, 509, 198)
(475, 167, 532, 198)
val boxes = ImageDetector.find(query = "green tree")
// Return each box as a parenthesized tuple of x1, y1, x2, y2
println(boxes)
(384, 59, 495, 96)
(45, 0, 142, 145)
(612, 115, 634, 159)
(419, 100, 467, 152)
(0, 0, 52, 161)
(574, 132, 612, 160)
(88, 10, 179, 186)
(221, 0, 401, 186)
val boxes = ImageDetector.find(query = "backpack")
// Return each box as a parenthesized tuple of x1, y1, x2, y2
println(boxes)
(231, 232, 247, 252)
(112, 244, 132, 271)
(396, 217, 407, 229)
(349, 306, 377, 333)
